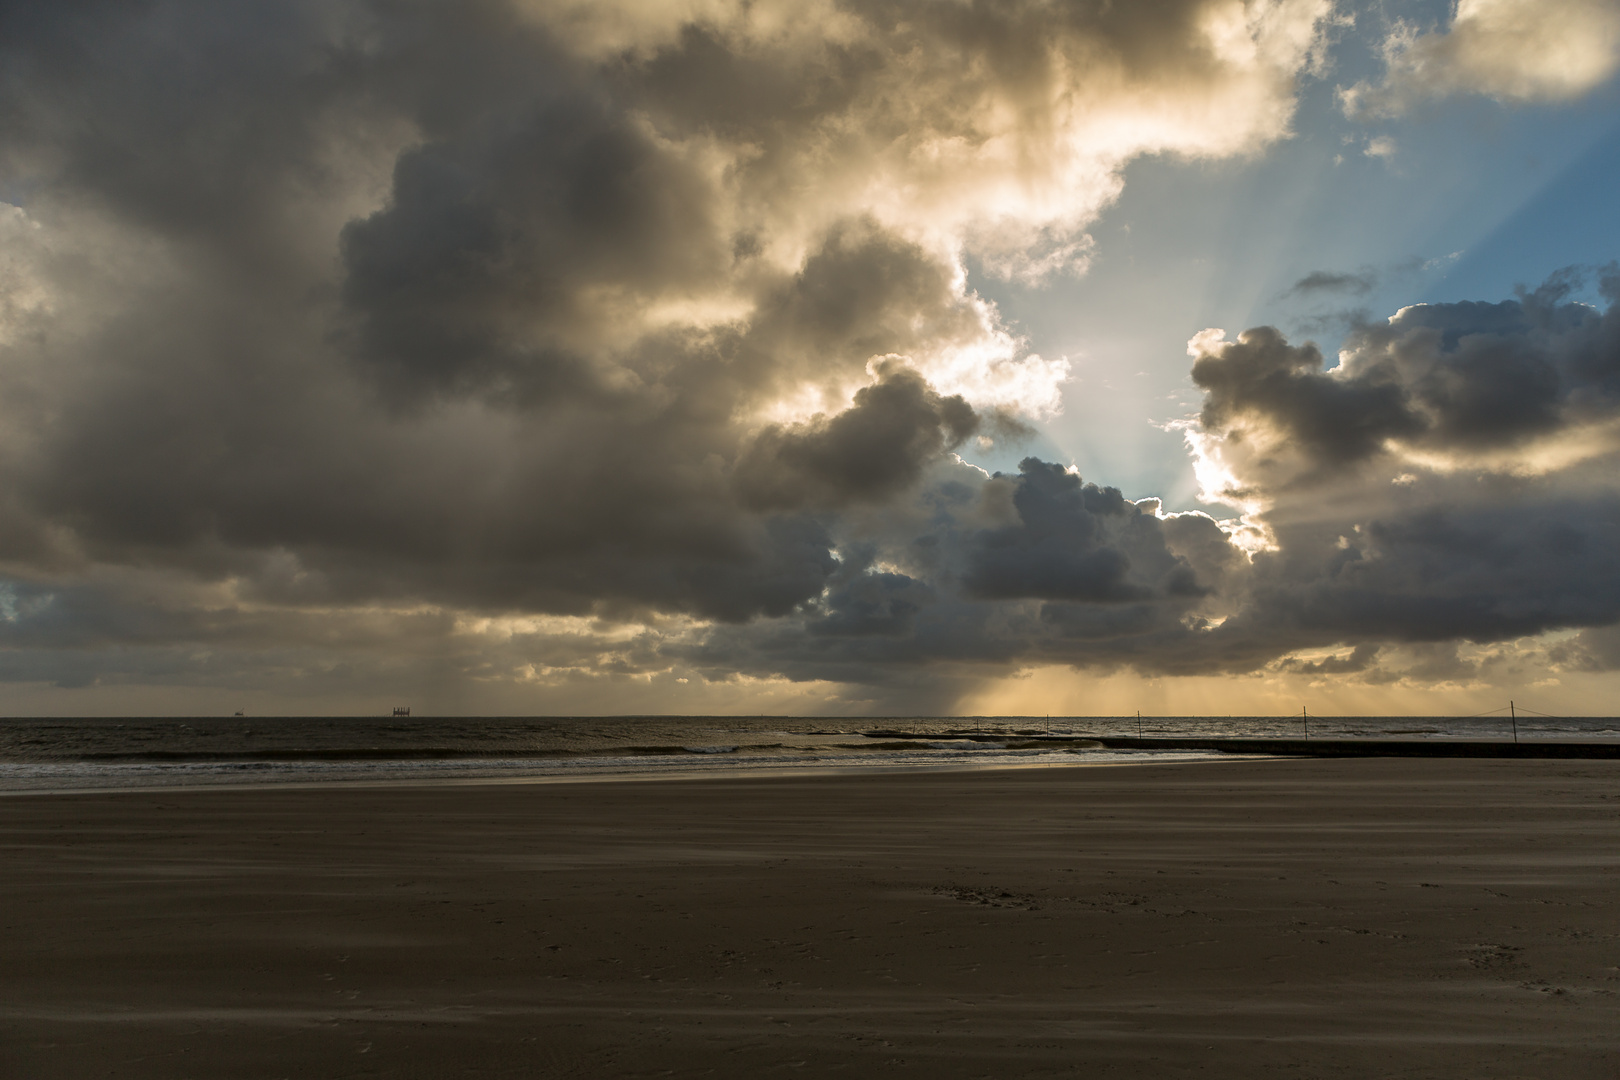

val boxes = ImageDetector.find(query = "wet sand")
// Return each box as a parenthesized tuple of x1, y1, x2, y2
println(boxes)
(3, 757, 1618, 1078)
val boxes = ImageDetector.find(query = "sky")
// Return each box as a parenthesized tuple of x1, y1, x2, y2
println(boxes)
(3, 0, 1620, 718)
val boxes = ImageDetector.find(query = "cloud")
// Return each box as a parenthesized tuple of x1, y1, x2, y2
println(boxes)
(21, 3, 1620, 707)
(1282, 254, 1461, 309)
(1286, 269, 1378, 297)
(1191, 267, 1620, 493)
(9, 260, 1620, 702)
(1280, 642, 1379, 674)
(1551, 623, 1620, 671)
(0, 2, 1335, 624)
(664, 453, 1230, 702)
(735, 364, 978, 511)
(963, 460, 1203, 603)
(1342, 0, 1620, 118)
(1363, 134, 1397, 159)
(1189, 325, 1425, 473)
(1182, 266, 1620, 664)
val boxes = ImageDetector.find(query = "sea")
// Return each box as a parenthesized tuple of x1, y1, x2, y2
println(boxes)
(2, 712, 1616, 794)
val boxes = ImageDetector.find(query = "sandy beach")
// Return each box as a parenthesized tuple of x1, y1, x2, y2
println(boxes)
(3, 757, 1618, 1078)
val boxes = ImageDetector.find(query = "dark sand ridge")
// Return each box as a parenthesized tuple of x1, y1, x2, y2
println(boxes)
(2, 758, 1617, 1078)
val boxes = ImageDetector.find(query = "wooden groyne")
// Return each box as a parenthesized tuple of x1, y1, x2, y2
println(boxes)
(857, 730, 1620, 759)
(1092, 736, 1620, 759)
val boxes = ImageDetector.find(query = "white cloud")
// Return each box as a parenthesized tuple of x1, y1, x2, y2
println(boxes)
(1364, 134, 1397, 158)
(1342, 0, 1620, 117)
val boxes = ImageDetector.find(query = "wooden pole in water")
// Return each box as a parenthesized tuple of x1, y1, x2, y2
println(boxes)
(1137, 709, 1142, 739)
(1303, 706, 1309, 741)
(1510, 700, 1518, 745)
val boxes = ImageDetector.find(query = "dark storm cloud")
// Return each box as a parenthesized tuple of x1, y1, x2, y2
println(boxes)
(0, 0, 860, 624)
(668, 455, 1232, 697)
(338, 89, 727, 404)
(1193, 266, 1620, 471)
(1223, 495, 1620, 652)
(0, 1, 353, 251)
(18, 0, 1268, 639)
(1192, 325, 1423, 467)
(1172, 268, 1620, 674)
(743, 222, 991, 391)
(1550, 624, 1620, 672)
(13, 0, 1620, 706)
(963, 460, 1201, 603)
(734, 366, 977, 511)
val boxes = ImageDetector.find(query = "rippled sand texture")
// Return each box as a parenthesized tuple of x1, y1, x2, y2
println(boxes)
(4, 759, 1618, 1078)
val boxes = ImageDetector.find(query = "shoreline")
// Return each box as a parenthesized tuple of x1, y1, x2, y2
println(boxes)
(9, 730, 1620, 800)
(0, 747, 1268, 798)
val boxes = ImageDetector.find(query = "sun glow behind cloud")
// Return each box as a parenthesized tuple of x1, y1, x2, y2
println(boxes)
(519, 0, 1346, 427)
